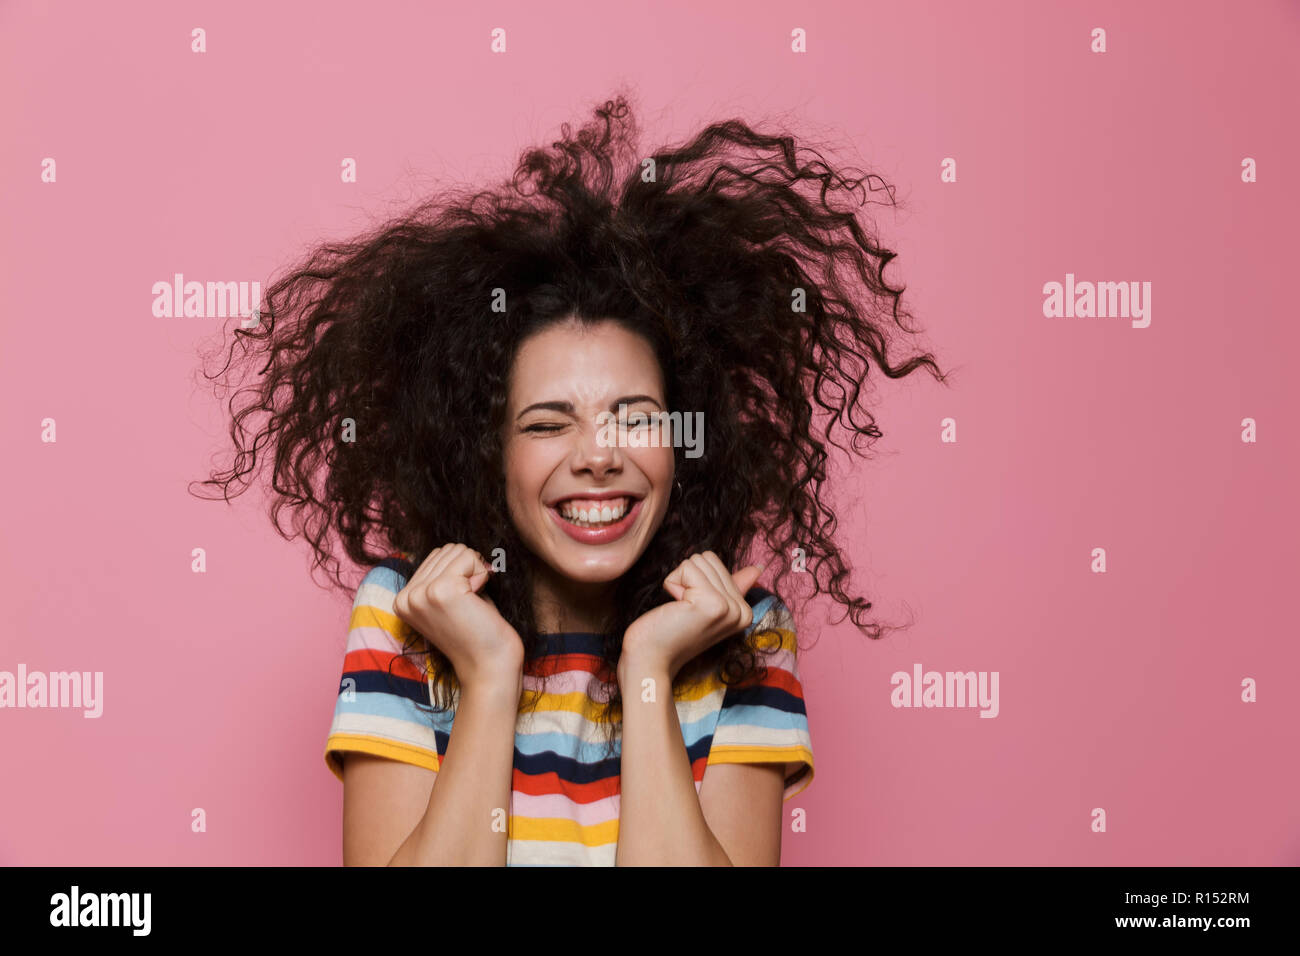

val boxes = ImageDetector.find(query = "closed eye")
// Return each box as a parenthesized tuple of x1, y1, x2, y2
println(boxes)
(523, 410, 661, 433)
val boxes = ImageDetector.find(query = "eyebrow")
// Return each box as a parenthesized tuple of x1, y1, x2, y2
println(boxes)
(515, 395, 664, 422)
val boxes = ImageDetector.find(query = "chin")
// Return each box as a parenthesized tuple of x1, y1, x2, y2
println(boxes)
(551, 556, 632, 584)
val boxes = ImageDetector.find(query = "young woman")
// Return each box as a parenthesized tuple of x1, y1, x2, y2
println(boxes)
(195, 93, 948, 866)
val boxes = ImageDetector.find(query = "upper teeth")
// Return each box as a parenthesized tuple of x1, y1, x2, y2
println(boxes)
(559, 497, 630, 523)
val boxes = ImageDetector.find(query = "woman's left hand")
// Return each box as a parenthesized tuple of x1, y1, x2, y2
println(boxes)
(619, 552, 765, 681)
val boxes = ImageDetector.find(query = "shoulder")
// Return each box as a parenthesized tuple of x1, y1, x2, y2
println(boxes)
(740, 585, 798, 655)
(351, 552, 419, 607)
(346, 553, 421, 652)
(723, 585, 803, 701)
(709, 586, 815, 799)
(324, 552, 444, 783)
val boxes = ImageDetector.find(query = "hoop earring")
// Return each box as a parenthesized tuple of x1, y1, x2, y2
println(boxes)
(672, 477, 684, 501)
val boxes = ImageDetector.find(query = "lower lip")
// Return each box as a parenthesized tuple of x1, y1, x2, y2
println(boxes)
(548, 498, 644, 544)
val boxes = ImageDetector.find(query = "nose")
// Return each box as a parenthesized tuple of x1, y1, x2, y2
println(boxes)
(569, 417, 623, 478)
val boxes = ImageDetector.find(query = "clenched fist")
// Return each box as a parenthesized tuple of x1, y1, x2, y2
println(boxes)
(393, 544, 524, 691)
(619, 551, 764, 681)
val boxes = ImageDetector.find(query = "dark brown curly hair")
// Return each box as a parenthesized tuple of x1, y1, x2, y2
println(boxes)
(191, 90, 950, 753)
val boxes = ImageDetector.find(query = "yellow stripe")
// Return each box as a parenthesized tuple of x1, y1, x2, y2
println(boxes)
(749, 626, 797, 654)
(519, 689, 618, 721)
(324, 733, 441, 781)
(348, 603, 405, 635)
(707, 744, 812, 768)
(706, 745, 815, 802)
(509, 814, 619, 847)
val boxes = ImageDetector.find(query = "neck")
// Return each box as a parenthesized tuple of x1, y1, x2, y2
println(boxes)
(530, 561, 617, 634)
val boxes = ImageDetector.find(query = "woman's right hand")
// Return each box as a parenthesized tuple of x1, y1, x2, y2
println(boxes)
(392, 544, 523, 690)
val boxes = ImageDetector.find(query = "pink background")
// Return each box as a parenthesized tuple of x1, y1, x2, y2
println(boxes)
(2, 0, 1297, 865)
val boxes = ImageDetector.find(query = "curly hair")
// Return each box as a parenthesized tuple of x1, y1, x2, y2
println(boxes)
(191, 91, 950, 752)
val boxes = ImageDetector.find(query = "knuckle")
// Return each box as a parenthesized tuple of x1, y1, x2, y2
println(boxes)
(703, 593, 728, 619)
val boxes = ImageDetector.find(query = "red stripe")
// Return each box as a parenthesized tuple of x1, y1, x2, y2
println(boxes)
(525, 652, 614, 680)
(730, 665, 803, 697)
(509, 754, 711, 804)
(512, 768, 621, 802)
(343, 647, 427, 682)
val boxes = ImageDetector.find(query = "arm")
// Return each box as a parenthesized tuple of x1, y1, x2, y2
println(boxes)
(386, 671, 521, 866)
(614, 651, 785, 866)
(342, 668, 522, 867)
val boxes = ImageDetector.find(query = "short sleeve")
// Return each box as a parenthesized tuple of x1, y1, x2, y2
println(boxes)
(705, 590, 815, 801)
(323, 556, 449, 781)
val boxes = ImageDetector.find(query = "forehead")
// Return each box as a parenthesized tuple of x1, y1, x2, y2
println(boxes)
(508, 321, 664, 407)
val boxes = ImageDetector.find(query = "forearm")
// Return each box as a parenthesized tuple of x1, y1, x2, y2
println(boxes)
(388, 675, 520, 866)
(614, 652, 732, 866)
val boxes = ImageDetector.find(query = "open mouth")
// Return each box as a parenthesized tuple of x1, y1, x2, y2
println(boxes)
(546, 494, 646, 543)
(554, 495, 639, 528)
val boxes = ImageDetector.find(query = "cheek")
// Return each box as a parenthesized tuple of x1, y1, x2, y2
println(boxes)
(499, 457, 528, 525)
(651, 450, 677, 485)
(503, 451, 550, 518)
(634, 452, 676, 506)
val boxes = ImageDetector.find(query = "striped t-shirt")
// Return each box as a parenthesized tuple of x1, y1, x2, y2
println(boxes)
(323, 552, 814, 865)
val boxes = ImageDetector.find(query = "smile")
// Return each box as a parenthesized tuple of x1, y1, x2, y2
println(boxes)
(546, 495, 645, 544)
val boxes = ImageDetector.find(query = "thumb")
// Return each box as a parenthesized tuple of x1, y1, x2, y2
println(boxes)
(457, 549, 492, 593)
(731, 562, 765, 597)
(662, 563, 687, 601)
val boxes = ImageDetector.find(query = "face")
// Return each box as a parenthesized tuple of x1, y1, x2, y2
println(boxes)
(501, 318, 675, 591)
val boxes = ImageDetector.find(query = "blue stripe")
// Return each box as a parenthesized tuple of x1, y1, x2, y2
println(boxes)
(512, 732, 714, 782)
(529, 631, 610, 657)
(334, 688, 452, 728)
(721, 683, 806, 716)
(512, 706, 722, 762)
(340, 669, 428, 704)
(357, 561, 412, 596)
(716, 701, 808, 731)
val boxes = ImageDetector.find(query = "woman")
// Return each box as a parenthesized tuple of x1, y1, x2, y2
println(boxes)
(195, 92, 948, 865)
